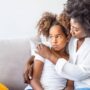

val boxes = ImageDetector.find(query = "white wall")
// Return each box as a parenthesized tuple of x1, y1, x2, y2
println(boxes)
(0, 0, 67, 39)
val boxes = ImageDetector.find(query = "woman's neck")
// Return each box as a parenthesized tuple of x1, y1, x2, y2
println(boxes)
(76, 37, 85, 51)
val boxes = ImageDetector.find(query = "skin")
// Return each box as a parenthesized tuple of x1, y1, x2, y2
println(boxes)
(30, 60, 44, 90)
(49, 25, 68, 52)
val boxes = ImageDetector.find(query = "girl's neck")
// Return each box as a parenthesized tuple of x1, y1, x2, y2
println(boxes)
(56, 49, 67, 55)
(51, 48, 69, 60)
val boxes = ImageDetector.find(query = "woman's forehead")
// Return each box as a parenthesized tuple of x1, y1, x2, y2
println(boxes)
(70, 18, 81, 28)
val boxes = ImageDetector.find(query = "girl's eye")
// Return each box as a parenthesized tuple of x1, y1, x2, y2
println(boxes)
(56, 35, 63, 38)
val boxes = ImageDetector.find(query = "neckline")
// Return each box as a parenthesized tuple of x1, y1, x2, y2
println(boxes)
(74, 38, 88, 54)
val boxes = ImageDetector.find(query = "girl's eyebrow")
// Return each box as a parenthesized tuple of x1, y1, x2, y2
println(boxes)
(49, 34, 62, 36)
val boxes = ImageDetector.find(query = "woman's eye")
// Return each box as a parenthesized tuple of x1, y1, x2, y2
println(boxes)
(71, 25, 79, 32)
(75, 29, 79, 32)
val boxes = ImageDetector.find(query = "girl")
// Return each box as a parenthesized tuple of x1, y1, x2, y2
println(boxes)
(24, 12, 73, 90)
(36, 0, 90, 90)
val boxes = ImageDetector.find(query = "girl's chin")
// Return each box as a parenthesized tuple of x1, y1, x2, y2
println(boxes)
(53, 48, 60, 51)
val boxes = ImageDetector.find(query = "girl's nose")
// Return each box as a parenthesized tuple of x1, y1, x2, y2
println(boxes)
(52, 37, 57, 43)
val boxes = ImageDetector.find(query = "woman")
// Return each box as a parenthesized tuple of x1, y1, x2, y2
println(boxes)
(36, 0, 90, 89)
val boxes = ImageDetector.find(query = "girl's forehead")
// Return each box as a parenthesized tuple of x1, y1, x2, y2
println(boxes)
(50, 25, 62, 32)
(49, 25, 65, 35)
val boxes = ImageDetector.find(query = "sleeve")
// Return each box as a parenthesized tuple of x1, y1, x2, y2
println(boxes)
(30, 35, 41, 55)
(34, 53, 45, 63)
(55, 57, 90, 81)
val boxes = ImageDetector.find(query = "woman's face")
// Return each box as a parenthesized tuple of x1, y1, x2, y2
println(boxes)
(70, 18, 86, 39)
(49, 25, 68, 51)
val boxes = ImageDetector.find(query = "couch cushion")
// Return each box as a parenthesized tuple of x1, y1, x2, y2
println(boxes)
(0, 39, 31, 90)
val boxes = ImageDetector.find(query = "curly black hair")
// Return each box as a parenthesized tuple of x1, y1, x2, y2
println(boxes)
(65, 0, 90, 35)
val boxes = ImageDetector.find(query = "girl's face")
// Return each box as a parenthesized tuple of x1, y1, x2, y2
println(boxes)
(70, 18, 86, 39)
(49, 25, 68, 51)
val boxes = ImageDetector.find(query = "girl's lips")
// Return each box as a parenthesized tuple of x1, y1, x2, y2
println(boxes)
(52, 45, 58, 48)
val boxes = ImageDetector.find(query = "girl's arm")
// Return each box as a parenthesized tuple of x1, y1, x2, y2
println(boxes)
(30, 60, 44, 90)
(64, 80, 74, 90)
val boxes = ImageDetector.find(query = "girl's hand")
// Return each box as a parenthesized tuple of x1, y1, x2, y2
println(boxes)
(64, 87, 74, 90)
(64, 80, 74, 90)
(23, 56, 34, 84)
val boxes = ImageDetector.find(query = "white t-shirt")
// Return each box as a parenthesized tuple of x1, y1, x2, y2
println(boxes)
(35, 54, 67, 90)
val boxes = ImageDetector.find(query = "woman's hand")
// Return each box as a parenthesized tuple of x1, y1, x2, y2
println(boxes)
(36, 44, 51, 59)
(36, 44, 59, 64)
(23, 55, 34, 84)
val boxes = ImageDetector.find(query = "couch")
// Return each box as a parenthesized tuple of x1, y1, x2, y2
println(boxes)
(0, 38, 31, 90)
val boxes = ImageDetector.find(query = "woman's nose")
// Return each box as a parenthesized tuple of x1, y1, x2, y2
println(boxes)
(70, 27, 75, 35)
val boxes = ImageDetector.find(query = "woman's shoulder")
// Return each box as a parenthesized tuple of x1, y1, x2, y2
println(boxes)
(69, 37, 76, 43)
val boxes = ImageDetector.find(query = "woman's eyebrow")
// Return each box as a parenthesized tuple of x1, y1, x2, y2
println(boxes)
(71, 25, 79, 30)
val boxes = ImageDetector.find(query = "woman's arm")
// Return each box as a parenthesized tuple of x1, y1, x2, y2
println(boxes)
(30, 60, 44, 90)
(55, 58, 90, 81)
(36, 44, 90, 81)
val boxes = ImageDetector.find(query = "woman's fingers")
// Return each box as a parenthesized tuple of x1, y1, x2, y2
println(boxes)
(36, 44, 44, 50)
(36, 44, 51, 59)
(36, 44, 43, 54)
(36, 44, 44, 53)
